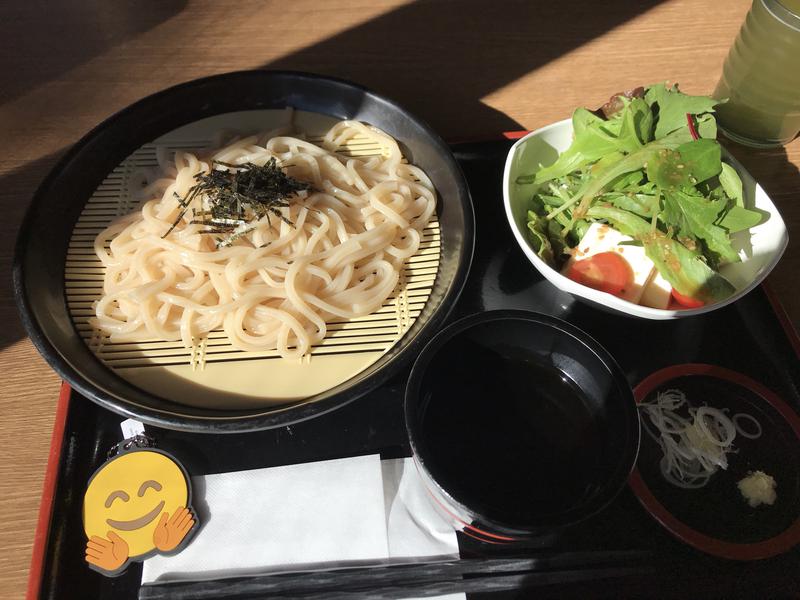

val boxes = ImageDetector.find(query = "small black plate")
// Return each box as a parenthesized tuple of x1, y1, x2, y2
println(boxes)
(630, 364, 800, 560)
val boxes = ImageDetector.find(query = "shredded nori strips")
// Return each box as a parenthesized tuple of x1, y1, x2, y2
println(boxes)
(163, 158, 311, 247)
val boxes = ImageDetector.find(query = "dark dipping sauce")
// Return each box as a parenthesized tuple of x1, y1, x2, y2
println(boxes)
(419, 337, 603, 528)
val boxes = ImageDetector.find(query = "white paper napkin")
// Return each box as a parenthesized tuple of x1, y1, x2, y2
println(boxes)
(141, 455, 460, 584)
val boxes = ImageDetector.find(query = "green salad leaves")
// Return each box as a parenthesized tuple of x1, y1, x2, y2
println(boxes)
(518, 83, 763, 303)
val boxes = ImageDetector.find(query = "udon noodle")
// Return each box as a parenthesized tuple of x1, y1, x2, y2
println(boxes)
(91, 120, 437, 360)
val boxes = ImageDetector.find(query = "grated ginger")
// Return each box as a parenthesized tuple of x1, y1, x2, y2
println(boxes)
(737, 471, 777, 507)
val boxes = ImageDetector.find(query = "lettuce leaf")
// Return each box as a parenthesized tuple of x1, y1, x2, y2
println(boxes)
(526, 210, 554, 264)
(719, 162, 744, 207)
(646, 139, 722, 189)
(645, 83, 721, 139)
(661, 190, 739, 264)
(531, 98, 656, 184)
(718, 205, 763, 233)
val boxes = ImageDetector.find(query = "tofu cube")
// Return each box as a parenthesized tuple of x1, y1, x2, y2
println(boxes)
(562, 222, 654, 304)
(640, 270, 673, 309)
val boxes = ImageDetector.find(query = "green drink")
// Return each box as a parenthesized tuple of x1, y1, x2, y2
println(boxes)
(714, 0, 800, 147)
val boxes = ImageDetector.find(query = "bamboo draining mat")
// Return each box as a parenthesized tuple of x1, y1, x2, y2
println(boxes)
(64, 110, 440, 408)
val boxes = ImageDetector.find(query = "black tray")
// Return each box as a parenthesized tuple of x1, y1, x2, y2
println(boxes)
(31, 139, 800, 599)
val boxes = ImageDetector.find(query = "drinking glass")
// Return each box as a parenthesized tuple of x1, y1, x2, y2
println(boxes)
(714, 0, 800, 147)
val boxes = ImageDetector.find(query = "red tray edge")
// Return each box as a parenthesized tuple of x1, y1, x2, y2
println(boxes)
(27, 381, 71, 600)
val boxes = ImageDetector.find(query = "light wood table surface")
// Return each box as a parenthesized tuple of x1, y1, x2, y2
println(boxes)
(1, 0, 798, 596)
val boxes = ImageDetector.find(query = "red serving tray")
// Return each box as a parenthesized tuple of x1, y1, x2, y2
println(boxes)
(25, 135, 800, 599)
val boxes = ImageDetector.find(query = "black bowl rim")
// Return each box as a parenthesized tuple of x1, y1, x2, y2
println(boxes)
(404, 309, 641, 534)
(13, 69, 475, 433)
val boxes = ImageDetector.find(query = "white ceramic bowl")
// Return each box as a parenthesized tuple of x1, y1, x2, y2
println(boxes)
(502, 119, 788, 319)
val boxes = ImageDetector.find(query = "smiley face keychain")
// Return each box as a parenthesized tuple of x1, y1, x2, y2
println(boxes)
(82, 435, 198, 576)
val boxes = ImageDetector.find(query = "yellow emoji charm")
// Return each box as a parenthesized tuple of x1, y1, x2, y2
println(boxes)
(82, 444, 197, 575)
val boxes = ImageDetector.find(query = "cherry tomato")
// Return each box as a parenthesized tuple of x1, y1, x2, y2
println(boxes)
(565, 252, 633, 297)
(670, 288, 705, 308)
(667, 299, 683, 311)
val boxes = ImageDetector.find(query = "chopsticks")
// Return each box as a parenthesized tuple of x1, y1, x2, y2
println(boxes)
(138, 549, 653, 600)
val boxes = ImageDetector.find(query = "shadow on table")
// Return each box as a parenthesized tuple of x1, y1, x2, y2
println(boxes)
(2, 151, 65, 351)
(720, 137, 800, 217)
(719, 137, 800, 329)
(2, 1, 185, 351)
(0, 0, 187, 107)
(260, 0, 666, 139)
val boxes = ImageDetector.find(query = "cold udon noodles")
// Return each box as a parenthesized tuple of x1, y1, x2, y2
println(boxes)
(91, 120, 437, 360)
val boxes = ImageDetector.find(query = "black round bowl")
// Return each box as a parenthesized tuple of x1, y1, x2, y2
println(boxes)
(405, 310, 639, 541)
(13, 70, 474, 432)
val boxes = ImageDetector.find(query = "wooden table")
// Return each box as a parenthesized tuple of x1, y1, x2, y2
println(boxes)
(1, 0, 797, 595)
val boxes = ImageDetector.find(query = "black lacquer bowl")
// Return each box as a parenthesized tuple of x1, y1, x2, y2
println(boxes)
(405, 310, 640, 541)
(13, 70, 474, 432)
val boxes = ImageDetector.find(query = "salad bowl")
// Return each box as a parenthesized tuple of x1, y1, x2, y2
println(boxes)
(503, 119, 788, 319)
